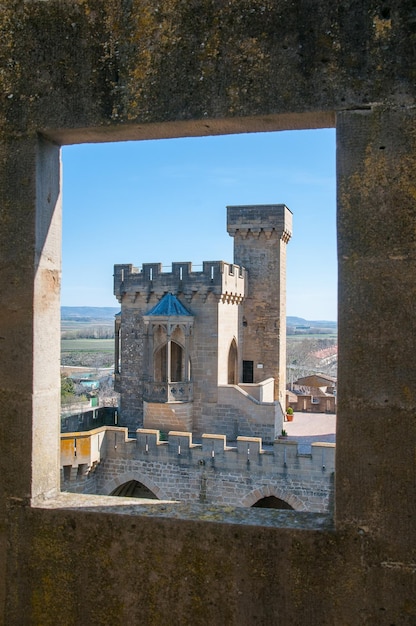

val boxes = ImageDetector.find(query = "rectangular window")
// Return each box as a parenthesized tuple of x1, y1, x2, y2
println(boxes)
(242, 360, 254, 383)
(60, 130, 336, 512)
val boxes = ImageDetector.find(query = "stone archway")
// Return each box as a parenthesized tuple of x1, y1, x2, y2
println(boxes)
(110, 480, 158, 499)
(252, 495, 293, 510)
(101, 470, 170, 501)
(154, 340, 184, 382)
(228, 338, 238, 384)
(241, 486, 306, 511)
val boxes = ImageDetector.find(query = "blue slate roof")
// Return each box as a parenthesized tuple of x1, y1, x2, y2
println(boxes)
(146, 293, 192, 317)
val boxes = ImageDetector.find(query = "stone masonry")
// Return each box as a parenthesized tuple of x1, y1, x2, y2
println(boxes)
(1, 2, 415, 624)
(61, 427, 335, 513)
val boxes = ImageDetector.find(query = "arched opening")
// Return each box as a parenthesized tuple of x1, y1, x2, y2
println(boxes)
(228, 339, 238, 384)
(252, 496, 294, 510)
(114, 314, 121, 374)
(171, 341, 183, 382)
(154, 341, 184, 382)
(154, 344, 166, 382)
(110, 480, 158, 499)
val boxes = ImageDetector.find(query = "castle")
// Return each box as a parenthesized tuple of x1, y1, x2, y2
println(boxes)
(114, 204, 292, 443)
(2, 3, 415, 623)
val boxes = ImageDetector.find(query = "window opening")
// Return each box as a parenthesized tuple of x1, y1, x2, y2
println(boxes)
(243, 360, 254, 384)
(154, 341, 183, 382)
(228, 339, 238, 384)
(61, 130, 336, 512)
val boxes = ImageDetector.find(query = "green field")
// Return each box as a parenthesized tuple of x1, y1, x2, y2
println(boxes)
(61, 339, 114, 352)
(61, 338, 114, 367)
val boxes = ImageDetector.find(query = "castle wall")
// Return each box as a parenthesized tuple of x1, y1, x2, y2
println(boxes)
(143, 400, 193, 432)
(61, 427, 334, 512)
(114, 261, 245, 301)
(118, 306, 145, 430)
(1, 3, 416, 625)
(187, 291, 221, 425)
(95, 457, 332, 512)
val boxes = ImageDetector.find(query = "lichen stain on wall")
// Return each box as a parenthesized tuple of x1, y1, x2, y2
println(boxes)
(29, 518, 78, 625)
(372, 15, 392, 40)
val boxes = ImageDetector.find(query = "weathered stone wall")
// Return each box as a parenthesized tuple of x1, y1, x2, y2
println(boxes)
(118, 305, 145, 428)
(95, 456, 333, 512)
(144, 400, 194, 432)
(1, 2, 416, 625)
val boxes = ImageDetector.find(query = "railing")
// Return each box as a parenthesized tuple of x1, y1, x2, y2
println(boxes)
(143, 381, 193, 403)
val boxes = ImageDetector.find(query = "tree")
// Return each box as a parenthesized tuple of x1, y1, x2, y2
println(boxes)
(61, 375, 76, 402)
(286, 337, 338, 388)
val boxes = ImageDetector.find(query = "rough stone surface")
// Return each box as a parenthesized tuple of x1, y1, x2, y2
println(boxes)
(1, 1, 416, 624)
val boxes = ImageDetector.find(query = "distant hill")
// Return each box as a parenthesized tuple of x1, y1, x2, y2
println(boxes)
(61, 307, 119, 321)
(287, 316, 337, 329)
(61, 308, 336, 328)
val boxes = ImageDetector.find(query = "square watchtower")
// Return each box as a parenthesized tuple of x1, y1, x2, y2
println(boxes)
(227, 204, 293, 406)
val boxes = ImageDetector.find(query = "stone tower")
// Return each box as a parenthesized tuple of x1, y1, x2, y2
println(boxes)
(227, 205, 292, 406)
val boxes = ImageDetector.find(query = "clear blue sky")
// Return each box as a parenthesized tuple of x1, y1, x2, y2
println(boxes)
(62, 128, 336, 320)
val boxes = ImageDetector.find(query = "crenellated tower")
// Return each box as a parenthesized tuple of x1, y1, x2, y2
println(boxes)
(113, 260, 247, 433)
(227, 204, 292, 406)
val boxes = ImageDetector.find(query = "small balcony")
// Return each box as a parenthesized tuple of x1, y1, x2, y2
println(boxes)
(143, 381, 193, 403)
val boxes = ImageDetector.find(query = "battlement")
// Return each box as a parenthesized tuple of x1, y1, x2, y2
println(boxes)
(114, 260, 246, 303)
(227, 204, 293, 243)
(60, 427, 335, 512)
(61, 426, 335, 475)
(133, 429, 334, 473)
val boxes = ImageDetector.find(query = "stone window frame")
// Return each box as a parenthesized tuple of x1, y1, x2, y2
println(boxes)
(28, 119, 340, 527)
(19, 104, 412, 548)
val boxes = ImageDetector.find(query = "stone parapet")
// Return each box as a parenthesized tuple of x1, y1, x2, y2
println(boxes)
(61, 427, 334, 513)
(114, 260, 246, 303)
(227, 204, 292, 243)
(143, 381, 193, 403)
(238, 378, 275, 402)
(61, 426, 335, 477)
